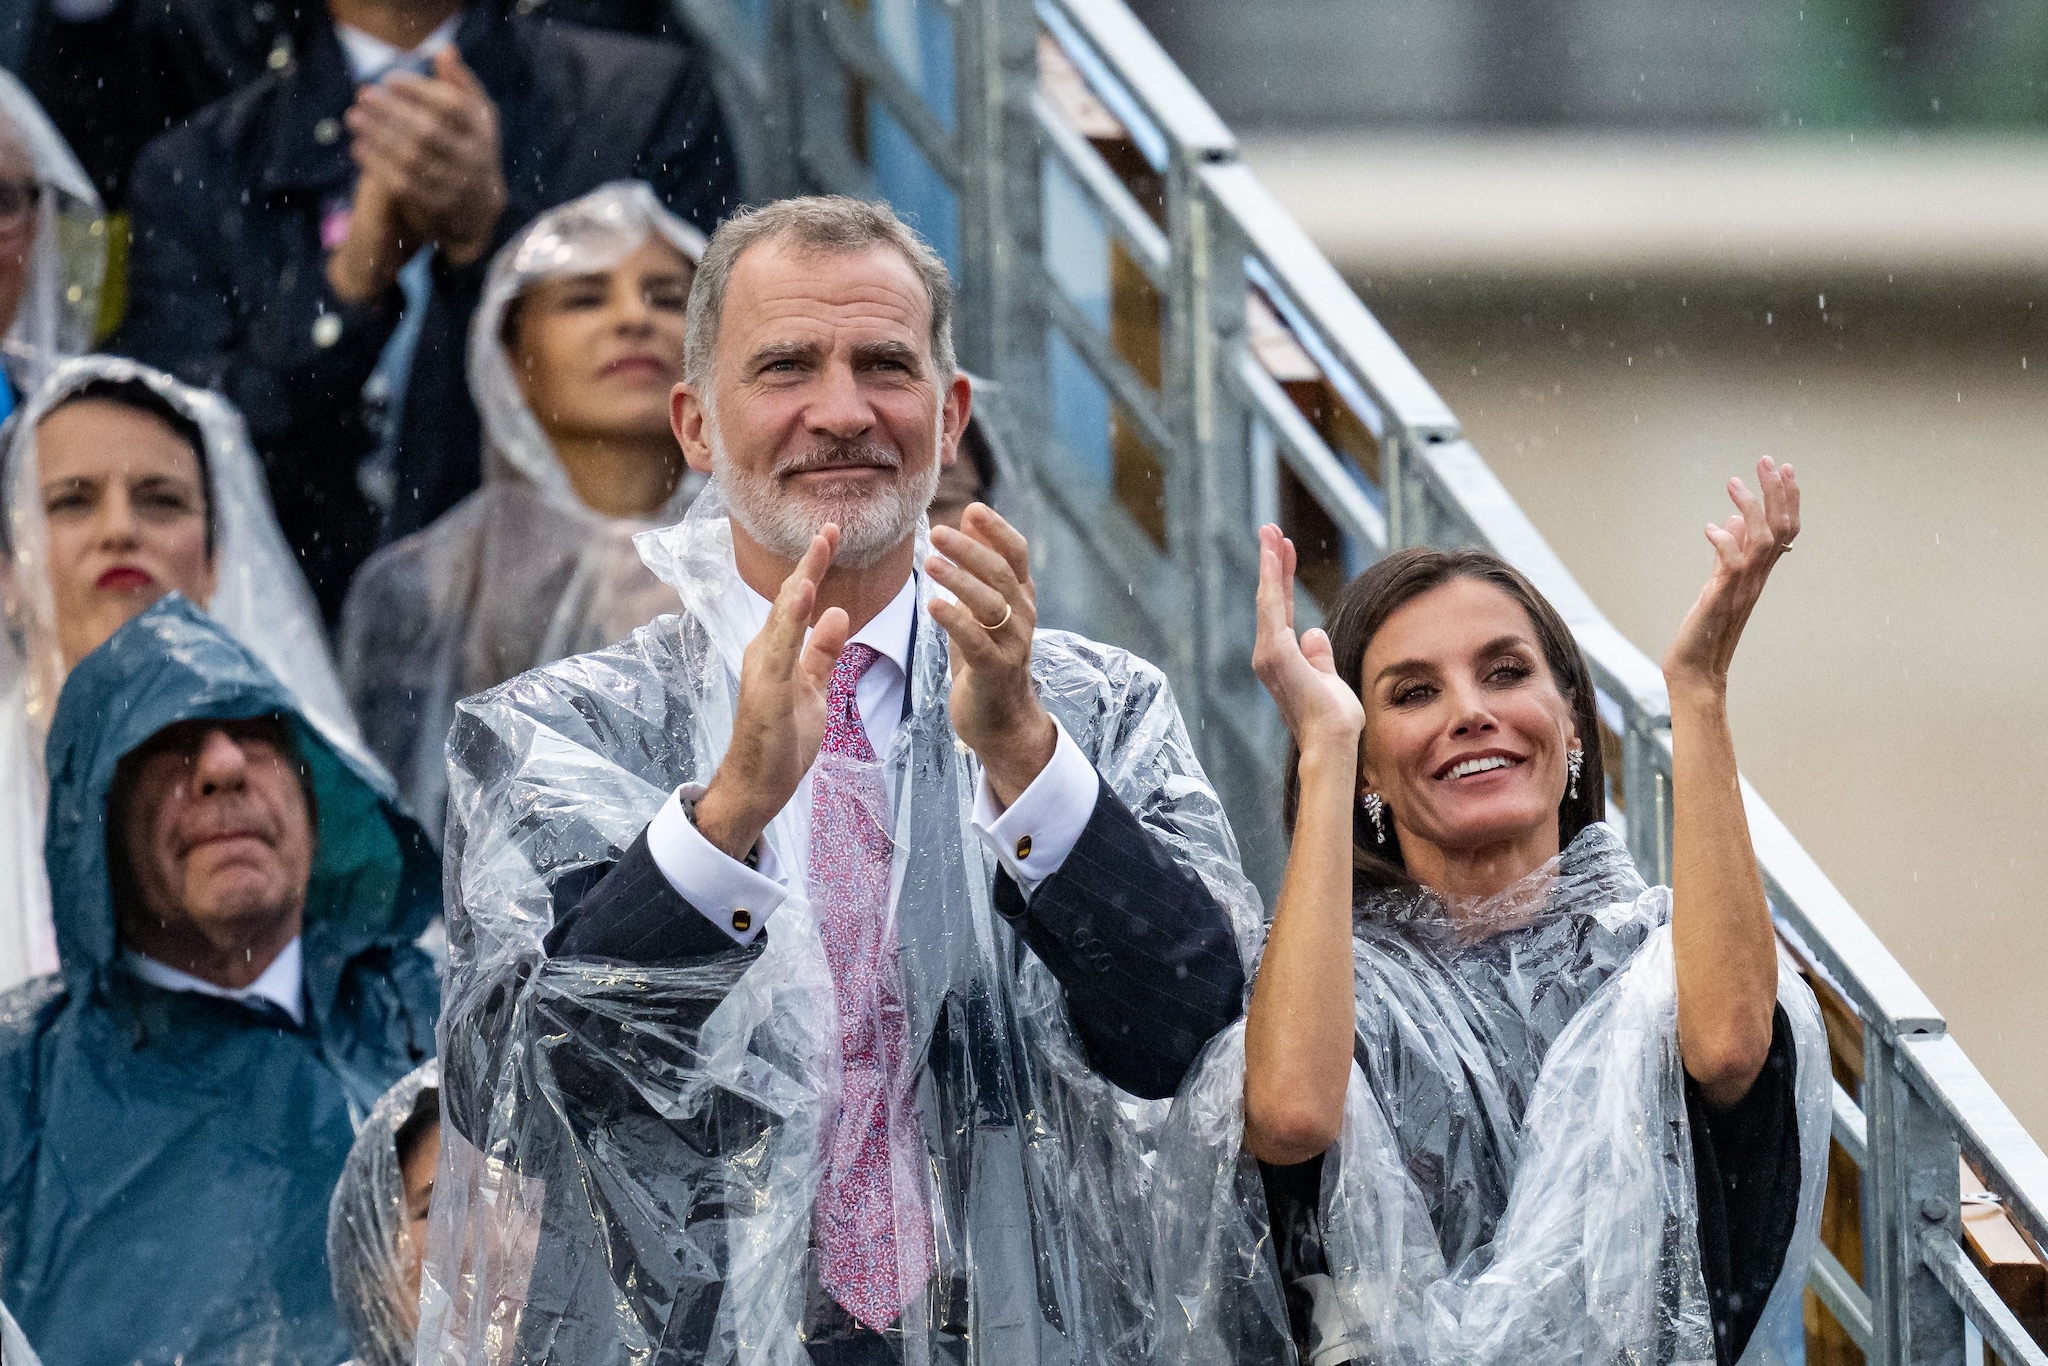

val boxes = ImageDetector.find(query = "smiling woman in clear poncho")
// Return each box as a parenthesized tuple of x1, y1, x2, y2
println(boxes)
(339, 181, 709, 841)
(1153, 460, 1830, 1366)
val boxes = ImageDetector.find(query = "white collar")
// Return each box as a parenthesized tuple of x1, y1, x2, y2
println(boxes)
(119, 936, 306, 1026)
(337, 13, 462, 84)
(734, 564, 918, 680)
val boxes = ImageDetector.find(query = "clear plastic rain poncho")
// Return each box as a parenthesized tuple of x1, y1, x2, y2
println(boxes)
(1153, 823, 1830, 1365)
(0, 69, 103, 390)
(417, 486, 1262, 1363)
(0, 355, 360, 990)
(339, 181, 706, 841)
(331, 1059, 443, 1366)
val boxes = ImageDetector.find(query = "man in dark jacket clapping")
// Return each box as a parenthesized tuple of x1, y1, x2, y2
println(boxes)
(112, 0, 738, 619)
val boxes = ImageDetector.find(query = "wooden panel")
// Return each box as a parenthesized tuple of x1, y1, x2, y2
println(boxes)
(1109, 240, 1166, 547)
(1247, 292, 1380, 607)
(1961, 1158, 2048, 1358)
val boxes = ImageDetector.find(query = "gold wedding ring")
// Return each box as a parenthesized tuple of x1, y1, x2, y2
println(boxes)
(978, 602, 1013, 631)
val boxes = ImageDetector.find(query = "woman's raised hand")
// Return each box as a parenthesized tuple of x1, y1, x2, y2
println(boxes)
(1252, 524, 1365, 753)
(1664, 457, 1801, 695)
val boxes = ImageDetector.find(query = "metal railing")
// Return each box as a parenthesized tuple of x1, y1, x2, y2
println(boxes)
(668, 0, 2048, 1360)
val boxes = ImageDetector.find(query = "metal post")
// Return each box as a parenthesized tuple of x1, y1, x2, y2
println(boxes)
(1160, 145, 1209, 732)
(1622, 726, 1672, 889)
(1866, 1025, 1967, 1366)
(984, 0, 1049, 440)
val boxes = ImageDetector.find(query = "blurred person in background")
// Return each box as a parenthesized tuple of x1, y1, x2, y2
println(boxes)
(340, 182, 703, 839)
(0, 69, 98, 409)
(1153, 463, 1828, 1366)
(1, 358, 354, 993)
(925, 382, 1001, 532)
(329, 1060, 441, 1366)
(0, 596, 439, 1366)
(111, 0, 738, 620)
(16, 0, 689, 211)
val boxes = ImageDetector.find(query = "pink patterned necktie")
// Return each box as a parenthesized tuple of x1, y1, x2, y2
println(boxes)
(810, 642, 931, 1329)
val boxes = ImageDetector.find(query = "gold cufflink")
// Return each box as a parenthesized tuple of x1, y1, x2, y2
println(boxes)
(1015, 834, 1033, 861)
(731, 908, 751, 933)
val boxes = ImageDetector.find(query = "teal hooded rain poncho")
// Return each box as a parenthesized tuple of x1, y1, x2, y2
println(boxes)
(0, 595, 442, 1366)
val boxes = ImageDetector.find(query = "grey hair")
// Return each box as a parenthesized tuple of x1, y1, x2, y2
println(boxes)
(682, 195, 957, 392)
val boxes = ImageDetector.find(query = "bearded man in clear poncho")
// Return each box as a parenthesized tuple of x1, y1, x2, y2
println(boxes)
(420, 194, 1260, 1364)
(1152, 466, 1830, 1365)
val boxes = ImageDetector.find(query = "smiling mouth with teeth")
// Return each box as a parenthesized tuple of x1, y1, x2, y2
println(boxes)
(1443, 755, 1519, 781)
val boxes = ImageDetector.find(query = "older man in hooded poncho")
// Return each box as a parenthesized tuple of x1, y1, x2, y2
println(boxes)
(420, 196, 1260, 1364)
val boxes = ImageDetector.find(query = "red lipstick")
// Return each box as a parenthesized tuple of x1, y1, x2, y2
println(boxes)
(95, 566, 155, 592)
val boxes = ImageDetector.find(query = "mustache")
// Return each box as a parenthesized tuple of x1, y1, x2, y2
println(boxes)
(772, 440, 903, 478)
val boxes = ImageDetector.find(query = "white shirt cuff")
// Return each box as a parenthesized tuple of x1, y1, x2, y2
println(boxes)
(644, 785, 788, 946)
(972, 717, 1100, 898)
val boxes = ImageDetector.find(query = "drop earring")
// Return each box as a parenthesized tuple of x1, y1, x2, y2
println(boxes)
(1363, 792, 1386, 844)
(1567, 747, 1584, 800)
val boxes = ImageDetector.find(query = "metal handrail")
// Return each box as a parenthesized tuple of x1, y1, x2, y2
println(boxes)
(670, 0, 2048, 1361)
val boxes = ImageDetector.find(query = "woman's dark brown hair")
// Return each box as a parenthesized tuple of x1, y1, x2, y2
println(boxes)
(1282, 546, 1605, 895)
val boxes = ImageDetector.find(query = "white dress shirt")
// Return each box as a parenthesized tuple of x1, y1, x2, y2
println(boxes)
(337, 14, 462, 83)
(644, 569, 1101, 945)
(119, 935, 307, 1026)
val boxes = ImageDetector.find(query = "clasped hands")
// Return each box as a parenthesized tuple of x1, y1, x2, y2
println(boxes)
(327, 47, 509, 306)
(692, 505, 1057, 863)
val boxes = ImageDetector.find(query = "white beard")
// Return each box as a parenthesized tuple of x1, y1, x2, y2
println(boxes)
(707, 412, 942, 570)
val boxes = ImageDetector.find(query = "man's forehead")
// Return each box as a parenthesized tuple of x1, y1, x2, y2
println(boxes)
(722, 240, 932, 350)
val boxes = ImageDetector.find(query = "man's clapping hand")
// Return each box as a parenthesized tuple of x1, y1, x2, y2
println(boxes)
(327, 47, 509, 304)
(691, 528, 853, 862)
(927, 504, 1057, 808)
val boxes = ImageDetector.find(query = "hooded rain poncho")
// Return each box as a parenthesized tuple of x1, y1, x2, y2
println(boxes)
(0, 70, 102, 391)
(0, 595, 440, 1366)
(331, 1059, 443, 1366)
(417, 488, 1262, 1363)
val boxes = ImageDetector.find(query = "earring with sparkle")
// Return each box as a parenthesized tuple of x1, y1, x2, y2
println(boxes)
(1567, 746, 1584, 800)
(1362, 791, 1386, 844)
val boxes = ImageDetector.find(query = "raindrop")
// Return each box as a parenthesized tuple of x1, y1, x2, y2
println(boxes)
(1765, 312, 1773, 325)
(1817, 294, 1825, 309)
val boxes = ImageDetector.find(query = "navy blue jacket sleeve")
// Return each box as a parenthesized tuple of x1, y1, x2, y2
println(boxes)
(991, 774, 1245, 1100)
(544, 829, 747, 963)
(548, 775, 1246, 1101)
